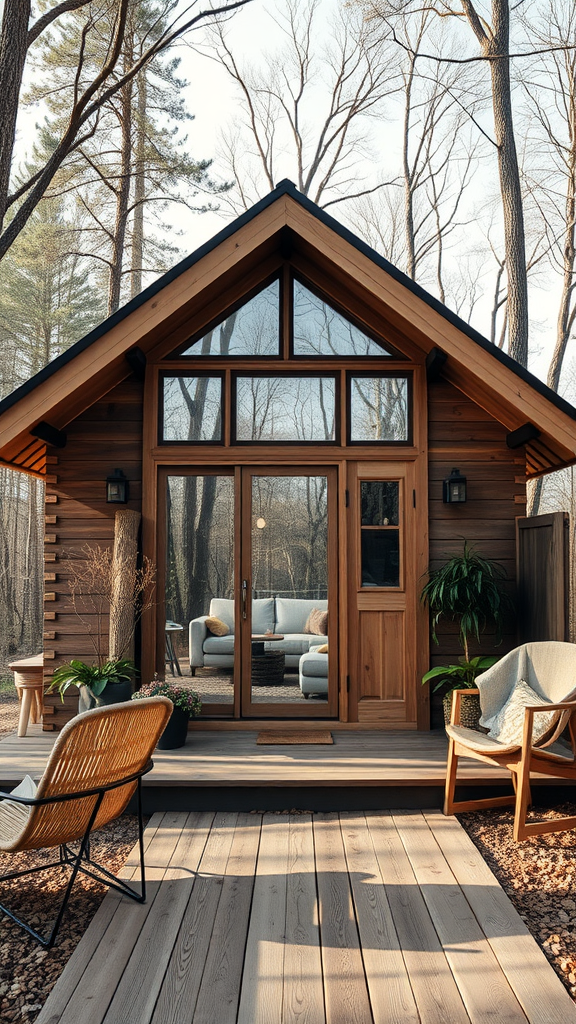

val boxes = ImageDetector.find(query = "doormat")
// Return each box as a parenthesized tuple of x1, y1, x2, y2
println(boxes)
(256, 731, 333, 745)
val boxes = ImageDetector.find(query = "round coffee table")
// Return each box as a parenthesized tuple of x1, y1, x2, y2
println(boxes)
(251, 634, 285, 686)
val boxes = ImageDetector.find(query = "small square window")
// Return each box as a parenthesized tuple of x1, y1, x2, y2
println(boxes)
(161, 375, 222, 442)
(349, 376, 410, 443)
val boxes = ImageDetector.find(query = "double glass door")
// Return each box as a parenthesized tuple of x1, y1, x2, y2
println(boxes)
(163, 466, 337, 717)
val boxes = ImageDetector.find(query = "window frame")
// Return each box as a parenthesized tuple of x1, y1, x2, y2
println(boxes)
(231, 371, 340, 446)
(290, 273, 404, 360)
(158, 371, 225, 446)
(346, 372, 413, 446)
(167, 273, 283, 359)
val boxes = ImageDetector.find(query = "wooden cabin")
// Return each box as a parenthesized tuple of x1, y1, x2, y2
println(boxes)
(1, 180, 576, 733)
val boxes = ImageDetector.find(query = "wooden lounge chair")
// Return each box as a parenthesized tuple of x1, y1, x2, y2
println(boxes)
(444, 642, 576, 842)
(0, 696, 172, 947)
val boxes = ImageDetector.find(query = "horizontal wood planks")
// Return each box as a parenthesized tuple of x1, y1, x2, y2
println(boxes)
(427, 381, 524, 727)
(0, 726, 563, 787)
(36, 810, 576, 1024)
(41, 379, 143, 730)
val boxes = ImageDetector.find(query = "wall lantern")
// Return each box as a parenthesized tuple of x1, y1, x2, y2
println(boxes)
(106, 468, 129, 504)
(443, 468, 467, 504)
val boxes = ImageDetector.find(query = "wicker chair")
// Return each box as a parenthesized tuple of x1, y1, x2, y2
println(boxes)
(444, 642, 576, 842)
(0, 697, 172, 947)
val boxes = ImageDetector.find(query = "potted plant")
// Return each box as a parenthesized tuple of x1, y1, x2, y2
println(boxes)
(47, 531, 155, 711)
(48, 658, 137, 712)
(132, 681, 202, 749)
(420, 541, 511, 727)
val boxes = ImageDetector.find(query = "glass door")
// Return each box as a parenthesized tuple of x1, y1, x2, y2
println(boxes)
(160, 465, 338, 718)
(163, 470, 237, 716)
(239, 467, 338, 718)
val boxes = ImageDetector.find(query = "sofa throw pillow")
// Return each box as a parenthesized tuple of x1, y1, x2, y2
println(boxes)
(315, 644, 328, 654)
(485, 678, 559, 747)
(304, 608, 328, 636)
(205, 616, 229, 637)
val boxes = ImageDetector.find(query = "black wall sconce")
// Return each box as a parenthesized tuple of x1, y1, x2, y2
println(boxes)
(106, 468, 129, 504)
(443, 467, 467, 503)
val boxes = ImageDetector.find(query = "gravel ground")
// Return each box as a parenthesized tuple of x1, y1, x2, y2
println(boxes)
(0, 689, 20, 737)
(459, 805, 576, 1000)
(0, 815, 141, 1023)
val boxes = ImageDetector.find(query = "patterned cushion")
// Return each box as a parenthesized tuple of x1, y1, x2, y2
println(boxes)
(304, 608, 329, 636)
(485, 678, 560, 746)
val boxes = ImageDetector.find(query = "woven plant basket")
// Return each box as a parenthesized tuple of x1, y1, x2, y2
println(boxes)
(443, 690, 483, 730)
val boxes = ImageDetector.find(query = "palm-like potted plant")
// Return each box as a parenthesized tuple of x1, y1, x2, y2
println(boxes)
(420, 542, 512, 726)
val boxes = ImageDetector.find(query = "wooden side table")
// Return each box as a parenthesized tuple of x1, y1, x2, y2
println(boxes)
(9, 654, 44, 737)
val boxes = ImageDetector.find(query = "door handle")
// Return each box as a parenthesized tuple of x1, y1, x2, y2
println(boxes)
(242, 579, 249, 620)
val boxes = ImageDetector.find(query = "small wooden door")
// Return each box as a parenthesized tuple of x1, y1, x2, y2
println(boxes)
(347, 461, 427, 727)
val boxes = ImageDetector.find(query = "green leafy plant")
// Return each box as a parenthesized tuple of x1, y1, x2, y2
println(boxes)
(48, 658, 136, 703)
(421, 655, 499, 694)
(132, 681, 202, 718)
(420, 542, 511, 662)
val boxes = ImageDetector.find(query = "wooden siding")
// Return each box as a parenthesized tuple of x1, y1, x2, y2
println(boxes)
(42, 379, 143, 730)
(427, 381, 525, 727)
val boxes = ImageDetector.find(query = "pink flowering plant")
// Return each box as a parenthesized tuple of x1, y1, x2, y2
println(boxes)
(132, 681, 202, 718)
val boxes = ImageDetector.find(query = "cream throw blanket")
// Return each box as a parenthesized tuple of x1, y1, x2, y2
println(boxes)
(476, 642, 576, 744)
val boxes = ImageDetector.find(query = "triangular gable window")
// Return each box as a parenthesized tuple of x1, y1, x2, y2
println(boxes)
(293, 280, 393, 357)
(180, 279, 280, 356)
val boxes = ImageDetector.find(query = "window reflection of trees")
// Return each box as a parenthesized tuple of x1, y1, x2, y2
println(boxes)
(166, 476, 235, 626)
(236, 377, 336, 441)
(293, 281, 390, 356)
(182, 281, 279, 356)
(351, 376, 408, 441)
(252, 476, 328, 600)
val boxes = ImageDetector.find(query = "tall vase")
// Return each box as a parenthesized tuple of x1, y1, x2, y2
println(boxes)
(156, 706, 189, 750)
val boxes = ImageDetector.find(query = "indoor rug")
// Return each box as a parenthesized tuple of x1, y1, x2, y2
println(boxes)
(256, 730, 333, 744)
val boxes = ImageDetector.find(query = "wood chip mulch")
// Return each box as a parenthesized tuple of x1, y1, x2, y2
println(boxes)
(0, 815, 141, 1023)
(459, 804, 576, 1000)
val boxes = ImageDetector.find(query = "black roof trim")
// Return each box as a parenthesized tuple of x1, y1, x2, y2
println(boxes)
(1, 178, 575, 426)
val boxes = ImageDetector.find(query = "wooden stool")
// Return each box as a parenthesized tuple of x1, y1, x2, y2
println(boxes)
(9, 654, 44, 737)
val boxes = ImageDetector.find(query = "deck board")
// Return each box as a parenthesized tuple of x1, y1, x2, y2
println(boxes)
(35, 812, 576, 1024)
(0, 726, 545, 788)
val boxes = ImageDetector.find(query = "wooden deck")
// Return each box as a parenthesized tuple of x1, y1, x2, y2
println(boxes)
(36, 810, 576, 1024)
(0, 726, 525, 789)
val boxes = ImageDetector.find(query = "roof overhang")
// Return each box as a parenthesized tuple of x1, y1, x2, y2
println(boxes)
(1, 180, 575, 479)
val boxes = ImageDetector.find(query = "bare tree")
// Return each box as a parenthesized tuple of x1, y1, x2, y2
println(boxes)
(0, 0, 253, 261)
(351, 10, 480, 305)
(210, 0, 399, 213)
(368, 0, 530, 365)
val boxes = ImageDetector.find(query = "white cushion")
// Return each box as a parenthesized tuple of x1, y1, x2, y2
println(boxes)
(209, 598, 235, 634)
(483, 678, 559, 746)
(0, 775, 36, 847)
(252, 598, 275, 635)
(275, 598, 327, 635)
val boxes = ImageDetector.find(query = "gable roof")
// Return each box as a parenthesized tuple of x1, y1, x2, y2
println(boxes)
(0, 178, 574, 478)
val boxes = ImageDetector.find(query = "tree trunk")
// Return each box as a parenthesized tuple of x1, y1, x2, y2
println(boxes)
(131, 69, 147, 298)
(486, 0, 528, 365)
(547, 151, 576, 392)
(0, 1, 31, 233)
(108, 42, 133, 315)
(109, 509, 141, 661)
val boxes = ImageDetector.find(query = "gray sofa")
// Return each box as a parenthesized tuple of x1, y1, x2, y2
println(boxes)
(189, 597, 327, 673)
(299, 645, 328, 698)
